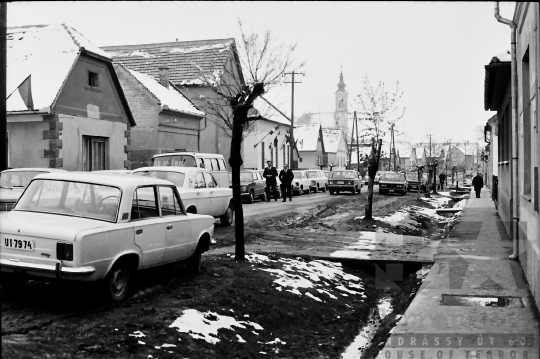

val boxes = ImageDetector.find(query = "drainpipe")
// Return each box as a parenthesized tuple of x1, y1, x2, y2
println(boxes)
(198, 116, 207, 151)
(495, 2, 520, 260)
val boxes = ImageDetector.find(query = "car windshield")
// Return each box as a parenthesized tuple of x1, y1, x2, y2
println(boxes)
(381, 173, 405, 181)
(14, 179, 121, 222)
(240, 172, 255, 183)
(152, 155, 197, 167)
(132, 170, 185, 187)
(305, 171, 319, 178)
(292, 171, 302, 178)
(407, 174, 419, 181)
(332, 171, 355, 179)
(0, 171, 46, 188)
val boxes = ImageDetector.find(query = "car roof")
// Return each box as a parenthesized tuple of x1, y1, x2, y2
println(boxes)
(153, 152, 224, 158)
(34, 171, 174, 187)
(133, 166, 209, 174)
(1, 167, 67, 173)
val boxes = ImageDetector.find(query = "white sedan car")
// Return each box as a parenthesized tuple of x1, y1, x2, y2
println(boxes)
(0, 168, 66, 211)
(0, 172, 215, 302)
(132, 167, 234, 226)
(304, 169, 328, 193)
(291, 170, 312, 195)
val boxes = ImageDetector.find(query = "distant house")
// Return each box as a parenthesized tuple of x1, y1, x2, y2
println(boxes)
(6, 24, 135, 170)
(322, 128, 348, 170)
(112, 64, 205, 169)
(293, 124, 326, 169)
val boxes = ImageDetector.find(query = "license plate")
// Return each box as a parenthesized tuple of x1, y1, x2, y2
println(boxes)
(389, 190, 394, 192)
(2, 235, 35, 251)
(337, 181, 344, 184)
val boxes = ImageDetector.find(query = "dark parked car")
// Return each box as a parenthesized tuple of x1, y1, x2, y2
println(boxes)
(379, 172, 408, 196)
(229, 170, 267, 203)
(328, 170, 363, 195)
(406, 173, 422, 192)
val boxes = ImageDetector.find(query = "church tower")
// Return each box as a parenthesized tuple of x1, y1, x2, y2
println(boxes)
(335, 69, 348, 135)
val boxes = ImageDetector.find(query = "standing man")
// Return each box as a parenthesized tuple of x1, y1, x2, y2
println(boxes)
(472, 171, 484, 198)
(279, 164, 294, 202)
(439, 172, 446, 190)
(263, 161, 279, 202)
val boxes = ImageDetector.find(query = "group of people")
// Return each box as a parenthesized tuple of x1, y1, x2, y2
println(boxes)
(262, 161, 294, 202)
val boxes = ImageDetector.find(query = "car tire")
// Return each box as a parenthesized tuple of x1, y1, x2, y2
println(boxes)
(220, 202, 234, 226)
(247, 191, 254, 204)
(351, 187, 356, 195)
(322, 185, 327, 193)
(103, 260, 132, 303)
(186, 244, 202, 273)
(299, 186, 303, 195)
(259, 192, 267, 202)
(329, 190, 334, 195)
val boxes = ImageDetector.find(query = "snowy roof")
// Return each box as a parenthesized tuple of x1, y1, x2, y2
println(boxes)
(294, 124, 321, 152)
(414, 147, 426, 158)
(6, 24, 111, 113)
(102, 39, 235, 86)
(322, 128, 345, 153)
(490, 50, 511, 63)
(121, 65, 204, 117)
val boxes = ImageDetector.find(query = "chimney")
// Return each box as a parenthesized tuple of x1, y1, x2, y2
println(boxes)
(158, 67, 170, 88)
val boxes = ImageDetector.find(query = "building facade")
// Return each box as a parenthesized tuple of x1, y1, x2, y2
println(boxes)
(484, 2, 539, 307)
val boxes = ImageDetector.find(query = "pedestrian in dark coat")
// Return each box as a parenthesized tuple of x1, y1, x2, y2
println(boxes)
(472, 172, 484, 198)
(263, 161, 279, 202)
(279, 164, 294, 202)
(439, 172, 446, 190)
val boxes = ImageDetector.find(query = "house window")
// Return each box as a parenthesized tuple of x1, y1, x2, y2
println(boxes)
(82, 136, 108, 171)
(261, 142, 265, 168)
(88, 72, 99, 88)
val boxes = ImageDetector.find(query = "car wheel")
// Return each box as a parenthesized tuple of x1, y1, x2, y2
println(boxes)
(247, 191, 254, 204)
(329, 190, 335, 195)
(103, 260, 132, 302)
(299, 186, 303, 195)
(186, 244, 202, 273)
(259, 192, 267, 202)
(322, 185, 327, 192)
(220, 202, 234, 226)
(351, 187, 357, 195)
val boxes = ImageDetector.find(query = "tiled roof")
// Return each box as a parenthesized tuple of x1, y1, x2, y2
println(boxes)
(102, 39, 235, 86)
(6, 24, 110, 112)
(120, 65, 204, 117)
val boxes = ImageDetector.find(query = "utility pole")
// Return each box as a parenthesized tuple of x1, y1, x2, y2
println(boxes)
(1, 3, 7, 171)
(355, 111, 360, 171)
(392, 124, 396, 170)
(285, 71, 304, 169)
(348, 112, 355, 169)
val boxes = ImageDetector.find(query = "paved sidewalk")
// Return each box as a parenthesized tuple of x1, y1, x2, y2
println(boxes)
(378, 188, 540, 359)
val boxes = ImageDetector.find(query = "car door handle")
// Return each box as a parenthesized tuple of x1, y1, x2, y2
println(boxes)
(167, 225, 173, 230)
(136, 229, 143, 235)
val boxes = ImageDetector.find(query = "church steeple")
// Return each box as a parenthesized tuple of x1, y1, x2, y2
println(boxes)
(337, 67, 346, 92)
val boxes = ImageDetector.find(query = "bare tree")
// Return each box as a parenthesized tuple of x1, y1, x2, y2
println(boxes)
(355, 74, 405, 220)
(189, 20, 304, 260)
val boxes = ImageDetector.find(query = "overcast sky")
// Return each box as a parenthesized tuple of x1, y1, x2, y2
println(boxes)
(8, 1, 516, 148)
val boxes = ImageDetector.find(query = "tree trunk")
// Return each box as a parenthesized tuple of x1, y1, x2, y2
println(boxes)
(229, 115, 245, 261)
(364, 138, 382, 220)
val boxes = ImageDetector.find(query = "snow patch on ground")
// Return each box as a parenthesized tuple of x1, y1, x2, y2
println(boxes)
(169, 309, 263, 345)
(244, 254, 364, 303)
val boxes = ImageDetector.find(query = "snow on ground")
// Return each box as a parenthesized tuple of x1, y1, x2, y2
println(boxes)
(169, 309, 263, 345)
(244, 253, 365, 302)
(420, 196, 452, 208)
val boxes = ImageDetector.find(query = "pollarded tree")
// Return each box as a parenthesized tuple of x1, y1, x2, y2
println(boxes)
(355, 74, 405, 220)
(185, 20, 304, 260)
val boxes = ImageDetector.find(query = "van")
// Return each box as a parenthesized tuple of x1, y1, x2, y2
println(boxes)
(151, 152, 230, 188)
